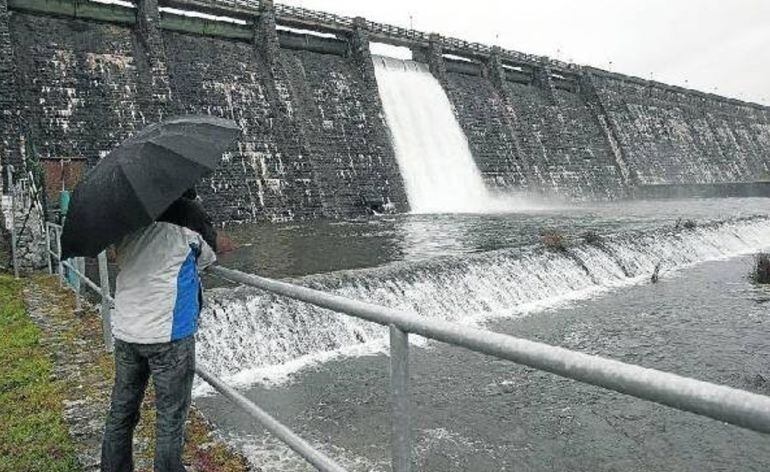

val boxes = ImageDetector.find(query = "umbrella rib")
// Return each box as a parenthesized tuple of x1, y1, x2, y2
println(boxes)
(117, 163, 155, 222)
(145, 137, 224, 170)
(143, 140, 220, 171)
(118, 141, 215, 217)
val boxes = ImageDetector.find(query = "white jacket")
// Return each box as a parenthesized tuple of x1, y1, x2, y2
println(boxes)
(112, 222, 216, 344)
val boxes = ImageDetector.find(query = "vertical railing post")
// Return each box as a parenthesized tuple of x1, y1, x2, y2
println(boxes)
(55, 226, 64, 287)
(7, 165, 19, 278)
(73, 257, 83, 311)
(97, 250, 114, 352)
(389, 324, 411, 472)
(45, 224, 52, 275)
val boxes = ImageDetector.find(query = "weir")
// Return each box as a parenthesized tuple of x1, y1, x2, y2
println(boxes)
(196, 216, 770, 386)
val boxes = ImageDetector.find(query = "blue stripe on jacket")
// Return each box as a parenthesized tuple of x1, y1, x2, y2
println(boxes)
(171, 244, 202, 341)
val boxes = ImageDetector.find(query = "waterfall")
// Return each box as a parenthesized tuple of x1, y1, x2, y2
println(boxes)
(372, 56, 498, 214)
(195, 217, 770, 391)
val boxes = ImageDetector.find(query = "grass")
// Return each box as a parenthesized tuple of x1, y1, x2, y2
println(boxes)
(0, 269, 248, 472)
(750, 253, 770, 284)
(29, 275, 250, 472)
(0, 275, 79, 472)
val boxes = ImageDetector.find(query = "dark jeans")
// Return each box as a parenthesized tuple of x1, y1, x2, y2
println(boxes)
(101, 336, 195, 472)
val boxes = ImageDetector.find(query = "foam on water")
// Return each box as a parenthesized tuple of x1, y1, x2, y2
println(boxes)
(227, 432, 388, 472)
(194, 216, 770, 394)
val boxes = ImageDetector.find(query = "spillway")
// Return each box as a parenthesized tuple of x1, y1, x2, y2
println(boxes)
(372, 55, 498, 214)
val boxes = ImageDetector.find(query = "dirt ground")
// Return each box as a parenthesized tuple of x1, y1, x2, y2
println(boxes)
(22, 274, 251, 472)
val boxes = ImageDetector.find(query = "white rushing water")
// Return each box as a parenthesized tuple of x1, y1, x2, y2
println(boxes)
(195, 217, 770, 393)
(373, 56, 503, 213)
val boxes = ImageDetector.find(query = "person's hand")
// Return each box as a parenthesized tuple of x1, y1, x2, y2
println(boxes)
(107, 245, 119, 263)
(216, 232, 237, 255)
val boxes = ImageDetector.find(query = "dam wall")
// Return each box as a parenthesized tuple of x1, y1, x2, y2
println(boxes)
(1, 0, 769, 222)
(0, 0, 407, 221)
(588, 70, 770, 186)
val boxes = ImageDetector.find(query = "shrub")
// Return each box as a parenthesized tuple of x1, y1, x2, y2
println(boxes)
(541, 230, 567, 251)
(651, 262, 662, 283)
(682, 219, 697, 230)
(750, 253, 770, 284)
(674, 218, 697, 230)
(581, 231, 602, 245)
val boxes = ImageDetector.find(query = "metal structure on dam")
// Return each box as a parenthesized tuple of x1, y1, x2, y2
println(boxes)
(1, 0, 770, 222)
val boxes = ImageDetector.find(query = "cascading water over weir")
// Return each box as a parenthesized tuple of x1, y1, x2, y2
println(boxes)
(196, 216, 770, 391)
(372, 56, 499, 214)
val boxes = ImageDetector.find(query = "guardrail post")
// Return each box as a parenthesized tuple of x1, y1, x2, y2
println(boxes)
(45, 223, 52, 275)
(7, 165, 19, 278)
(389, 324, 411, 472)
(55, 226, 64, 286)
(97, 251, 114, 352)
(73, 257, 83, 311)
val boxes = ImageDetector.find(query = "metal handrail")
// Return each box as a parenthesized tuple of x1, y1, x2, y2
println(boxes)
(196, 366, 346, 472)
(61, 258, 113, 303)
(205, 264, 770, 472)
(42, 227, 770, 470)
(46, 222, 114, 351)
(44, 223, 347, 469)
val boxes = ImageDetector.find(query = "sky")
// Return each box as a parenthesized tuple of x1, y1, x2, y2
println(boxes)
(280, 0, 770, 105)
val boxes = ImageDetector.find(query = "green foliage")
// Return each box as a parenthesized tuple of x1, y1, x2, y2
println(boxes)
(0, 276, 79, 472)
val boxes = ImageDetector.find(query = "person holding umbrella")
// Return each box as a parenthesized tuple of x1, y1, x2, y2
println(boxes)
(59, 116, 240, 472)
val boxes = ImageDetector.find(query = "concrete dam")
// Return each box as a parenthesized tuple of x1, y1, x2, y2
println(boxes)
(1, 0, 770, 222)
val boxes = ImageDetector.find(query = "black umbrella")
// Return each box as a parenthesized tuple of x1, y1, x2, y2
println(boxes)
(60, 115, 240, 259)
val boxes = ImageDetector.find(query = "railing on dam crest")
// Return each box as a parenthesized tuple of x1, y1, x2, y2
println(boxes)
(44, 227, 770, 472)
(8, 0, 769, 109)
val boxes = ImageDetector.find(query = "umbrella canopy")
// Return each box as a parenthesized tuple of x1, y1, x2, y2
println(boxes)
(60, 115, 240, 259)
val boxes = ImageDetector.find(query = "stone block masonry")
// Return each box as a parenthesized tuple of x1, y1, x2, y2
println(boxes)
(134, 0, 173, 119)
(499, 82, 625, 200)
(2, 0, 408, 223)
(426, 38, 626, 200)
(591, 71, 770, 185)
(281, 48, 407, 216)
(1, 0, 769, 224)
(0, 0, 21, 188)
(163, 30, 321, 222)
(442, 71, 531, 191)
(8, 12, 148, 170)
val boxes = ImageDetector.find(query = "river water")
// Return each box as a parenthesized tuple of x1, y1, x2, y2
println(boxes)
(214, 198, 770, 279)
(196, 197, 770, 471)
